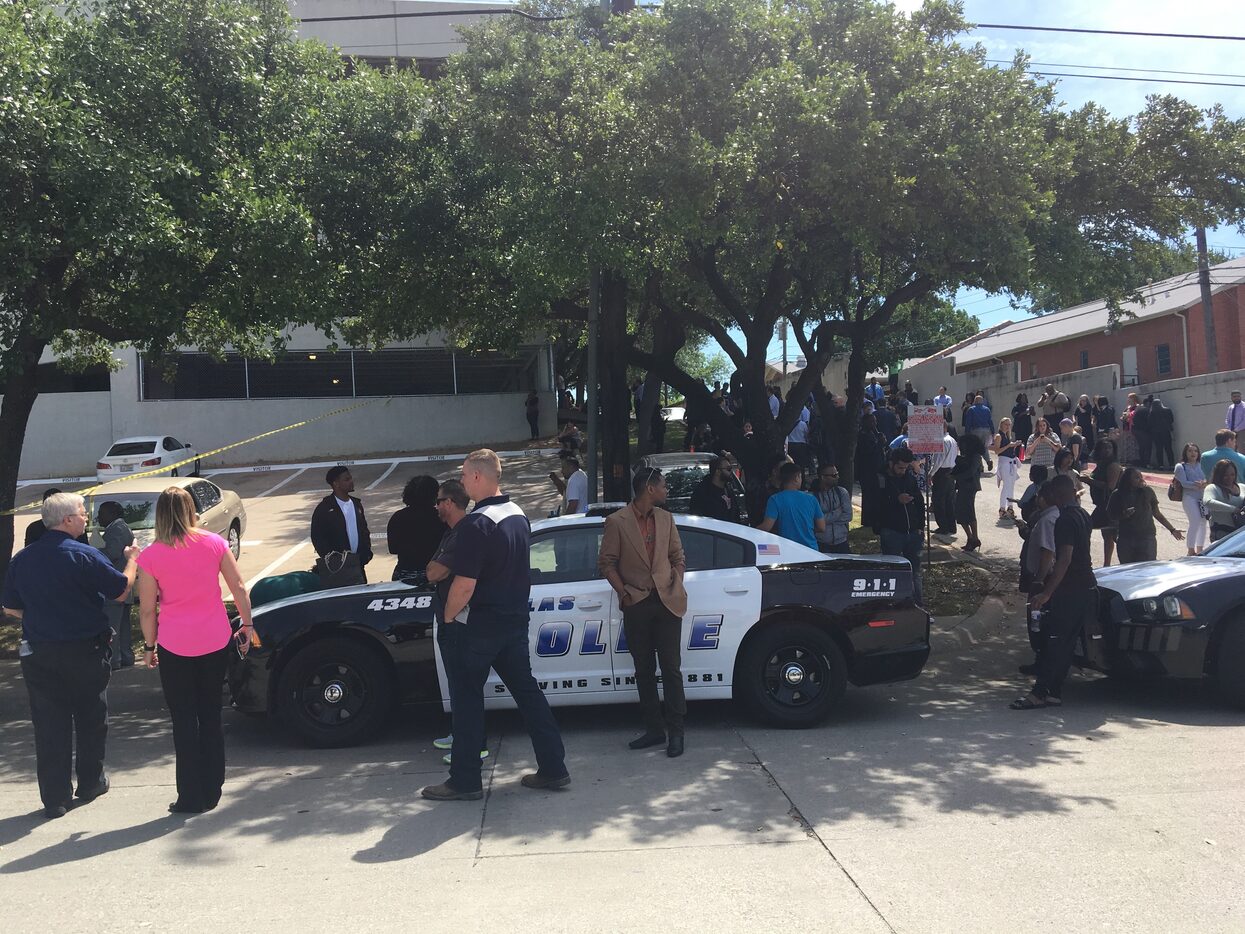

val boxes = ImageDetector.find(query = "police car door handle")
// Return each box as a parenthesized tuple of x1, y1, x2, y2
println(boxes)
(724, 587, 750, 595)
(578, 600, 604, 610)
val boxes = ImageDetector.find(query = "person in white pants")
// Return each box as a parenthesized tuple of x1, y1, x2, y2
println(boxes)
(1175, 443, 1209, 555)
(994, 417, 1022, 518)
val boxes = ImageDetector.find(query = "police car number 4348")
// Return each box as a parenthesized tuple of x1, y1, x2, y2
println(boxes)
(226, 515, 931, 748)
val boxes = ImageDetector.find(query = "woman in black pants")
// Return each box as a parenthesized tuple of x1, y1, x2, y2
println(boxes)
(137, 487, 254, 814)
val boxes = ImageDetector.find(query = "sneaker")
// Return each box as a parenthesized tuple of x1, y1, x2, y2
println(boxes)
(441, 749, 490, 765)
(432, 734, 454, 750)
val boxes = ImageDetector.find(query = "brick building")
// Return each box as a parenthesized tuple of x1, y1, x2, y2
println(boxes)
(945, 257, 1245, 386)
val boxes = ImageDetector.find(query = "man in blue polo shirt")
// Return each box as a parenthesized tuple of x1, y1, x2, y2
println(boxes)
(757, 463, 826, 550)
(2, 492, 138, 818)
(421, 449, 569, 801)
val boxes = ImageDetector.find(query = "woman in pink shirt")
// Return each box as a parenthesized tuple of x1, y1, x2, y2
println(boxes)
(137, 487, 253, 814)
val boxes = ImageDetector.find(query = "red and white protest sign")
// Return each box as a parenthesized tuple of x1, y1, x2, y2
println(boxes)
(906, 405, 945, 455)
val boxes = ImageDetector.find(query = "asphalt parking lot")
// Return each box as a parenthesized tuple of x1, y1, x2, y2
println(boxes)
(4, 452, 1242, 932)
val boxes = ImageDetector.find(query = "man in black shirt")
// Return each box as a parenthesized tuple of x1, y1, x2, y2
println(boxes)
(688, 456, 736, 522)
(1012, 474, 1097, 709)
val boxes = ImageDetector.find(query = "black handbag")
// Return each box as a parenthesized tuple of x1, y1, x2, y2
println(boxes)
(314, 551, 365, 589)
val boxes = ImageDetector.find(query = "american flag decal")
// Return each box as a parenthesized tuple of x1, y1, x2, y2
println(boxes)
(757, 543, 781, 555)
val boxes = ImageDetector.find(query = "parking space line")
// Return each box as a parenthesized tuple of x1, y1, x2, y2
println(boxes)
(365, 461, 400, 491)
(256, 467, 307, 499)
(246, 540, 310, 590)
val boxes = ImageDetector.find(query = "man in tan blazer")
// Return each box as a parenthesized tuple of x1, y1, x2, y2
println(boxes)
(598, 467, 689, 757)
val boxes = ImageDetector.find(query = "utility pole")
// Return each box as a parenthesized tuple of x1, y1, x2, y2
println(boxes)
(583, 0, 614, 504)
(1196, 226, 1219, 374)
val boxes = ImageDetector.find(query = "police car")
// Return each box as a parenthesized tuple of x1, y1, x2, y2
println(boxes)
(1083, 526, 1245, 706)
(227, 515, 930, 747)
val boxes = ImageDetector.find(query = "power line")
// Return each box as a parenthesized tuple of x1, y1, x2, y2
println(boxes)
(974, 23, 1245, 42)
(986, 59, 1245, 80)
(1025, 70, 1245, 89)
(299, 8, 560, 24)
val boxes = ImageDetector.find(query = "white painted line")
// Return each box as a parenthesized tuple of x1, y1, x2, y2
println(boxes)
(246, 540, 310, 590)
(365, 461, 400, 491)
(242, 540, 265, 547)
(17, 475, 95, 487)
(256, 467, 307, 499)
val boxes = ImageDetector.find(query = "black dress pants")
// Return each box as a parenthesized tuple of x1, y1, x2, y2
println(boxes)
(439, 619, 567, 792)
(21, 636, 111, 808)
(623, 593, 686, 736)
(1034, 588, 1099, 700)
(1151, 433, 1174, 470)
(158, 645, 230, 810)
(932, 467, 956, 532)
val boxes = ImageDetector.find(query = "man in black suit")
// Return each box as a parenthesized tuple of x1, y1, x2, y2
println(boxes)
(310, 466, 373, 584)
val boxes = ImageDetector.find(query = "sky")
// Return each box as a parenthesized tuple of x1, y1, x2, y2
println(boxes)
(762, 0, 1245, 362)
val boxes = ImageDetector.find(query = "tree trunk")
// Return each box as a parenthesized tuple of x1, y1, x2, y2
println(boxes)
(834, 333, 868, 490)
(598, 273, 633, 502)
(0, 334, 48, 583)
(634, 370, 664, 457)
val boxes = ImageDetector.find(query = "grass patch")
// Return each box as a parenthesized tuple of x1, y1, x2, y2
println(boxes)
(846, 525, 996, 618)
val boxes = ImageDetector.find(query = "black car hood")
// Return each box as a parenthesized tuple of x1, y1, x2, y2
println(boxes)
(1095, 557, 1245, 599)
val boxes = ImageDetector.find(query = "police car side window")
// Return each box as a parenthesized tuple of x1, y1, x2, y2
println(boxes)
(530, 528, 604, 584)
(679, 530, 754, 572)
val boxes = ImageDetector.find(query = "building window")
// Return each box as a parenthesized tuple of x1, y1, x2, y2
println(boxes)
(36, 362, 111, 393)
(139, 347, 543, 400)
(1029, 362, 1038, 379)
(1156, 343, 1172, 376)
(248, 352, 355, 399)
(141, 354, 247, 400)
(1079, 351, 1089, 370)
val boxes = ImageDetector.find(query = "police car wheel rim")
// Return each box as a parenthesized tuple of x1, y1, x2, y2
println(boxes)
(298, 664, 367, 725)
(762, 646, 827, 707)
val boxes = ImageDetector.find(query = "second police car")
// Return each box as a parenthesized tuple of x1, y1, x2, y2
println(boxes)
(228, 514, 931, 747)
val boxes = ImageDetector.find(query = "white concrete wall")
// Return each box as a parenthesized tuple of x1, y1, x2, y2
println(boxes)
(1120, 368, 1245, 451)
(11, 392, 116, 480)
(291, 0, 508, 60)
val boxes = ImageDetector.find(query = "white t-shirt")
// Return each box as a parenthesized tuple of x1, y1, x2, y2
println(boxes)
(564, 469, 589, 514)
(336, 497, 359, 552)
(769, 394, 780, 418)
(787, 406, 810, 444)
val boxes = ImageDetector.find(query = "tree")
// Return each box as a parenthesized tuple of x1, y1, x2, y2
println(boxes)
(0, 0, 347, 577)
(380, 0, 1245, 487)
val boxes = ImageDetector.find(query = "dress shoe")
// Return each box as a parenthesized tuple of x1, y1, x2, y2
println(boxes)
(628, 731, 666, 750)
(1018, 662, 1038, 675)
(666, 734, 685, 758)
(76, 774, 110, 803)
(43, 803, 68, 819)
(420, 782, 483, 802)
(168, 801, 206, 814)
(520, 772, 571, 790)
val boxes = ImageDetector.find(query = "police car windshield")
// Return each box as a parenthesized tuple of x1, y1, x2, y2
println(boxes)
(90, 495, 157, 530)
(1201, 525, 1245, 558)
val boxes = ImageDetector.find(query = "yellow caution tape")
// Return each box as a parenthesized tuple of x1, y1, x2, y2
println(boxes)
(3, 396, 390, 518)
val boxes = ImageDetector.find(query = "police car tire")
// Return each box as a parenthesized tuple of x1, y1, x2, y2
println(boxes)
(1211, 620, 1245, 709)
(735, 622, 847, 728)
(277, 638, 396, 748)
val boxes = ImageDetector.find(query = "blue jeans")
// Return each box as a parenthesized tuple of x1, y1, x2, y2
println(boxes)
(438, 620, 566, 792)
(879, 528, 924, 606)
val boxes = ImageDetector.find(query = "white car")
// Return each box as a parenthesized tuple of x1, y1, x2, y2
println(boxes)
(228, 514, 932, 747)
(96, 436, 199, 480)
(661, 405, 686, 423)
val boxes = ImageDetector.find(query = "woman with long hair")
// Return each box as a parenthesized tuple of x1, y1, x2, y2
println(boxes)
(1085, 439, 1123, 565)
(137, 487, 253, 814)
(1073, 395, 1096, 466)
(1053, 448, 1084, 495)
(952, 430, 985, 552)
(994, 417, 1022, 519)
(1025, 416, 1062, 478)
(1175, 444, 1209, 555)
(387, 475, 448, 580)
(1204, 460, 1245, 543)
(1107, 467, 1183, 563)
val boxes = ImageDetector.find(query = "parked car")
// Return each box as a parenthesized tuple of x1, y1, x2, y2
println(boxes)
(1085, 526, 1245, 707)
(96, 435, 199, 480)
(660, 405, 686, 423)
(634, 452, 749, 523)
(85, 477, 246, 558)
(227, 514, 929, 747)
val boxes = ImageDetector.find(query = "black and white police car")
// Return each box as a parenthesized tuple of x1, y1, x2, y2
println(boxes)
(228, 515, 930, 747)
(1083, 526, 1245, 705)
